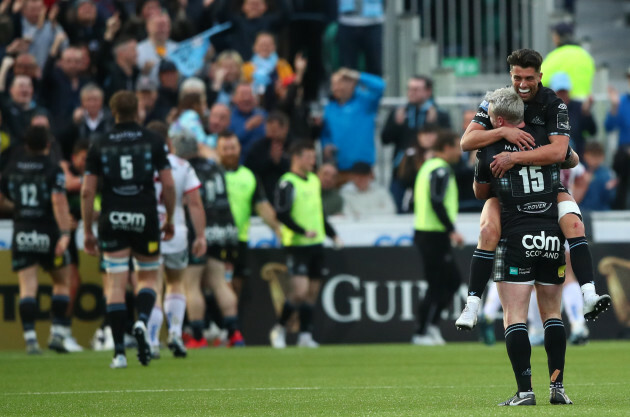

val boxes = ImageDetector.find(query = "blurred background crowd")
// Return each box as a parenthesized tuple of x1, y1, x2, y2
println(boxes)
(0, 0, 628, 220)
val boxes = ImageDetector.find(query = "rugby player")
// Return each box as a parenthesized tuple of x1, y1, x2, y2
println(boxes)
(456, 49, 610, 330)
(0, 126, 73, 354)
(81, 91, 175, 368)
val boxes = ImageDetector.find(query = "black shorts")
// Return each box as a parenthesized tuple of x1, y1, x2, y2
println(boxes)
(11, 224, 70, 272)
(98, 208, 161, 256)
(493, 229, 566, 285)
(286, 244, 326, 280)
(232, 241, 250, 278)
(207, 243, 239, 263)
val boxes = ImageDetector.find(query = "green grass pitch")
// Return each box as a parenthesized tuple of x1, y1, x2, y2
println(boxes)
(1, 341, 629, 416)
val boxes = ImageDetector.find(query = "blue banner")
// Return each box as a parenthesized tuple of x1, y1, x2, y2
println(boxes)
(168, 22, 232, 77)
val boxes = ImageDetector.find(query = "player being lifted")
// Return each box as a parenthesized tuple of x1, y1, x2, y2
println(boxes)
(0, 126, 73, 354)
(456, 49, 610, 330)
(82, 91, 175, 368)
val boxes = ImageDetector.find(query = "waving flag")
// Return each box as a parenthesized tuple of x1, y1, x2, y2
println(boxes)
(168, 22, 232, 77)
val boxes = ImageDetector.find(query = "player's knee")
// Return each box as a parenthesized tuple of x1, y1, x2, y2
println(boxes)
(560, 213, 585, 238)
(479, 223, 500, 249)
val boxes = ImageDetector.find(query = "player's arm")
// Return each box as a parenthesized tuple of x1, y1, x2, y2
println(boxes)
(158, 168, 176, 241)
(461, 104, 535, 152)
(428, 167, 455, 233)
(253, 176, 282, 238)
(473, 148, 492, 200)
(491, 135, 569, 178)
(273, 181, 311, 237)
(52, 189, 72, 257)
(81, 174, 98, 255)
(184, 188, 207, 258)
(560, 146, 579, 169)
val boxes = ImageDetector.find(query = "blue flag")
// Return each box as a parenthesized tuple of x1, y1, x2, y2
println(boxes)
(168, 22, 232, 77)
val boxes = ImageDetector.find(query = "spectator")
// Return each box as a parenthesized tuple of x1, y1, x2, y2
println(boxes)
(453, 109, 481, 212)
(11, 0, 69, 69)
(60, 84, 114, 161)
(337, 0, 384, 76)
(42, 46, 89, 138)
(381, 75, 451, 212)
(103, 36, 139, 102)
(230, 82, 267, 161)
(59, 0, 105, 53)
(0, 75, 46, 142)
(549, 72, 596, 159)
(154, 60, 179, 120)
(245, 110, 291, 199)
(200, 102, 231, 159)
(169, 91, 212, 153)
(242, 32, 294, 107)
(0, 53, 42, 101)
(340, 161, 395, 218)
(274, 53, 311, 137)
(541, 22, 595, 100)
(320, 68, 385, 181)
(580, 142, 617, 211)
(214, 0, 291, 61)
(206, 50, 244, 106)
(136, 12, 177, 84)
(135, 76, 162, 125)
(606, 67, 630, 209)
(394, 126, 439, 213)
(120, 0, 163, 42)
(318, 163, 343, 216)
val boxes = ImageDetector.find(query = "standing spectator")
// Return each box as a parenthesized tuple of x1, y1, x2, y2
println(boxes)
(215, 0, 291, 61)
(135, 76, 162, 126)
(245, 110, 291, 199)
(136, 12, 177, 84)
(60, 84, 114, 160)
(206, 50, 244, 106)
(381, 76, 451, 212)
(580, 142, 617, 211)
(168, 91, 212, 152)
(340, 161, 395, 219)
(412, 131, 462, 345)
(275, 52, 311, 138)
(320, 68, 385, 180)
(606, 68, 630, 209)
(42, 46, 90, 138)
(337, 0, 384, 76)
(1, 75, 46, 142)
(199, 102, 231, 160)
(59, 0, 105, 54)
(242, 32, 294, 108)
(11, 0, 69, 69)
(229, 82, 267, 161)
(318, 163, 343, 216)
(0, 53, 42, 102)
(550, 72, 597, 159)
(541, 22, 595, 100)
(120, 0, 163, 42)
(103, 36, 139, 102)
(154, 60, 179, 119)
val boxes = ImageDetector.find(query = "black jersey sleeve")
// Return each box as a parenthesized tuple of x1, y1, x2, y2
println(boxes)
(474, 148, 492, 184)
(545, 95, 572, 138)
(0, 169, 8, 199)
(51, 165, 66, 194)
(324, 217, 337, 238)
(429, 167, 455, 233)
(84, 141, 101, 176)
(253, 175, 268, 204)
(152, 139, 171, 171)
(274, 180, 307, 235)
(470, 100, 492, 129)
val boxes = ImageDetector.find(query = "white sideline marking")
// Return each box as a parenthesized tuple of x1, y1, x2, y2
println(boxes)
(3, 382, 626, 396)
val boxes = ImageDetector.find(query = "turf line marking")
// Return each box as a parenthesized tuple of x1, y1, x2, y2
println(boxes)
(3, 382, 626, 397)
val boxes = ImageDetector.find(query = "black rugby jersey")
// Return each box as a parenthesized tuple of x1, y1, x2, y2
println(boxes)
(188, 157, 238, 244)
(472, 84, 571, 142)
(475, 125, 561, 235)
(0, 153, 65, 225)
(85, 122, 170, 212)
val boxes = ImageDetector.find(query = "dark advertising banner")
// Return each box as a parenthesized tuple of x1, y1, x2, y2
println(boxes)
(240, 245, 630, 346)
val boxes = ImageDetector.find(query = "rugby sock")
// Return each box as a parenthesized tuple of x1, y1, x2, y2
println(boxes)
(19, 297, 37, 332)
(164, 293, 186, 337)
(125, 290, 135, 334)
(51, 294, 71, 327)
(190, 320, 205, 341)
(299, 303, 314, 333)
(482, 283, 501, 319)
(544, 318, 566, 386)
(147, 306, 163, 347)
(562, 282, 585, 329)
(567, 237, 594, 287)
(107, 303, 127, 355)
(223, 316, 239, 337)
(505, 323, 533, 393)
(279, 301, 296, 326)
(468, 249, 495, 297)
(136, 288, 156, 324)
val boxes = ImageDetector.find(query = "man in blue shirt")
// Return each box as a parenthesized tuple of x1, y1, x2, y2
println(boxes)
(230, 83, 267, 162)
(605, 68, 630, 209)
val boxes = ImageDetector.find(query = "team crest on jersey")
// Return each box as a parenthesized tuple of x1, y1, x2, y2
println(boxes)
(518, 201, 552, 213)
(531, 116, 545, 125)
(148, 241, 159, 253)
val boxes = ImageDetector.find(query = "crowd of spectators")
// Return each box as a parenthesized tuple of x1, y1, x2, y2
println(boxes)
(0, 0, 627, 222)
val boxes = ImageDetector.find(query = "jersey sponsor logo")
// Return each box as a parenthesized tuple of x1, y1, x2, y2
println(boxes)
(558, 103, 567, 110)
(205, 224, 239, 245)
(15, 231, 50, 252)
(522, 231, 561, 258)
(109, 211, 146, 231)
(531, 116, 545, 125)
(509, 267, 518, 275)
(148, 241, 159, 253)
(475, 111, 489, 119)
(517, 201, 552, 214)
